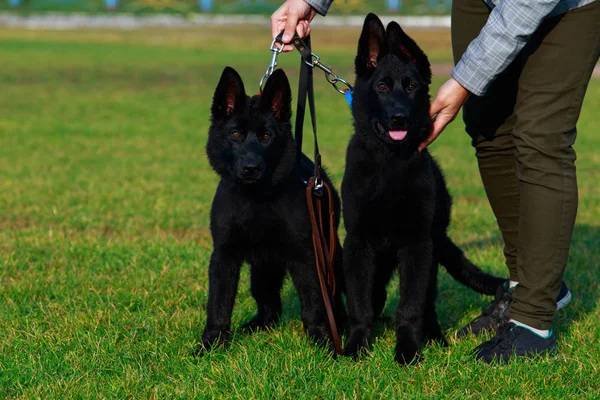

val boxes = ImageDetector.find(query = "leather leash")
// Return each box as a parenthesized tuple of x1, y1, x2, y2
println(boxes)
(305, 178, 341, 355)
(292, 34, 343, 355)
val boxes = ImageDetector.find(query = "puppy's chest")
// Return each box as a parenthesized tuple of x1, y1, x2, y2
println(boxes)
(359, 174, 435, 233)
(366, 188, 430, 222)
(232, 200, 309, 246)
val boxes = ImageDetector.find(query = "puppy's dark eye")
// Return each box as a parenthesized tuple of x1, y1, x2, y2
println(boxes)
(376, 82, 388, 91)
(407, 83, 417, 93)
(230, 131, 241, 140)
(260, 133, 272, 142)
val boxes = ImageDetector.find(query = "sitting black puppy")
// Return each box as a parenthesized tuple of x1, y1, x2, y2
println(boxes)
(341, 14, 505, 364)
(200, 67, 344, 353)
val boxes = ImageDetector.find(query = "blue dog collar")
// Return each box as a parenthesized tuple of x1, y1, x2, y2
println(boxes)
(344, 89, 353, 107)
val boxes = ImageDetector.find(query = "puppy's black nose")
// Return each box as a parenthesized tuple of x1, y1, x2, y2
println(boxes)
(242, 161, 259, 175)
(390, 114, 408, 128)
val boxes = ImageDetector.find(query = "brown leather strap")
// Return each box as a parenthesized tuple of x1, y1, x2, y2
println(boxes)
(306, 177, 342, 355)
(289, 33, 341, 354)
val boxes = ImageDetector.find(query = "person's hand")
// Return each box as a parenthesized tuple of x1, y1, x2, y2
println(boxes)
(419, 78, 470, 151)
(271, 0, 317, 51)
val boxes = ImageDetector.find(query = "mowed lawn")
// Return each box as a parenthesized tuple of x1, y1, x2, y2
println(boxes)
(0, 25, 598, 398)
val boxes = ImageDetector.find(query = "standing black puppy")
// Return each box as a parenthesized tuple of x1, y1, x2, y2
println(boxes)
(342, 14, 505, 364)
(200, 67, 344, 353)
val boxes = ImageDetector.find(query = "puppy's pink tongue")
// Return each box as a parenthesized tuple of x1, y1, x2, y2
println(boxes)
(389, 130, 407, 141)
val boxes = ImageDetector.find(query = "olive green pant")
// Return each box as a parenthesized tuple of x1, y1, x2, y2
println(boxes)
(451, 0, 600, 329)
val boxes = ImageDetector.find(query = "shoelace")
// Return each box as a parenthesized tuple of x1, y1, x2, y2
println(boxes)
(494, 323, 518, 350)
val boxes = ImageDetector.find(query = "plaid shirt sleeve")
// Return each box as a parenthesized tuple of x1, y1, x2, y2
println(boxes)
(451, 0, 561, 96)
(304, 0, 333, 15)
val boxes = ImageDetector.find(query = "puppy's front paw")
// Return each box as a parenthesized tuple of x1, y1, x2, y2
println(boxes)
(306, 324, 332, 344)
(394, 337, 421, 365)
(239, 312, 280, 333)
(334, 309, 349, 335)
(343, 326, 370, 359)
(194, 330, 231, 356)
(424, 327, 448, 347)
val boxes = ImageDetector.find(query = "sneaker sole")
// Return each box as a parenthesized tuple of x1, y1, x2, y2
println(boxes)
(557, 290, 572, 311)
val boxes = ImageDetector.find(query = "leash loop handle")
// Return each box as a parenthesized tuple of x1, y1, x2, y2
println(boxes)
(306, 177, 342, 355)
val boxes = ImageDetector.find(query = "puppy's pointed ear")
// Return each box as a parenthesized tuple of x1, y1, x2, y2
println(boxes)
(211, 67, 246, 119)
(260, 69, 292, 121)
(386, 21, 432, 84)
(355, 13, 388, 78)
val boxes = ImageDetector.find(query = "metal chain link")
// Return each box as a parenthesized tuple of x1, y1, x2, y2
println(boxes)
(304, 53, 353, 95)
(259, 36, 353, 96)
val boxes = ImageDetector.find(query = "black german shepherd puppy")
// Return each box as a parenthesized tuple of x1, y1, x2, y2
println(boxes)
(200, 67, 344, 353)
(341, 14, 505, 364)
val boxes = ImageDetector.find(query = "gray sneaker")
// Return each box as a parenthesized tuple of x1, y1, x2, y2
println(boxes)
(474, 322, 558, 364)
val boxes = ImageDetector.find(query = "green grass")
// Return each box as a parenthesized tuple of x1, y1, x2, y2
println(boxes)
(0, 25, 598, 399)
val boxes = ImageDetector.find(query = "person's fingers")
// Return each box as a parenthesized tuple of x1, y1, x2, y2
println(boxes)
(419, 78, 470, 151)
(296, 21, 306, 39)
(271, 0, 317, 51)
(418, 117, 444, 152)
(418, 132, 436, 152)
(270, 4, 287, 39)
(272, 17, 294, 52)
(282, 12, 299, 43)
(281, 19, 309, 51)
(419, 103, 452, 151)
(297, 21, 312, 38)
(418, 99, 441, 151)
(429, 97, 443, 118)
(303, 21, 311, 37)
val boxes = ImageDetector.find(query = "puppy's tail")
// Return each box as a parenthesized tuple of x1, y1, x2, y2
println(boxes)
(435, 235, 506, 295)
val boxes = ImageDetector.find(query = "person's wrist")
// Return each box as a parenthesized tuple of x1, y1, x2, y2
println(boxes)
(450, 78, 469, 99)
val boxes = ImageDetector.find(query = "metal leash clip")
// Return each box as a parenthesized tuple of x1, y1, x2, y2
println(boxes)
(312, 154, 324, 194)
(312, 176, 324, 193)
(304, 53, 353, 95)
(259, 36, 284, 92)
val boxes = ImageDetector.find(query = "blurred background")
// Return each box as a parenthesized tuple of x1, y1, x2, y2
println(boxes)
(0, 0, 452, 15)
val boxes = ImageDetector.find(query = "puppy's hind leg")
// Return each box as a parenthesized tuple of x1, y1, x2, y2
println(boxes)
(333, 241, 349, 333)
(240, 261, 286, 332)
(288, 258, 333, 349)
